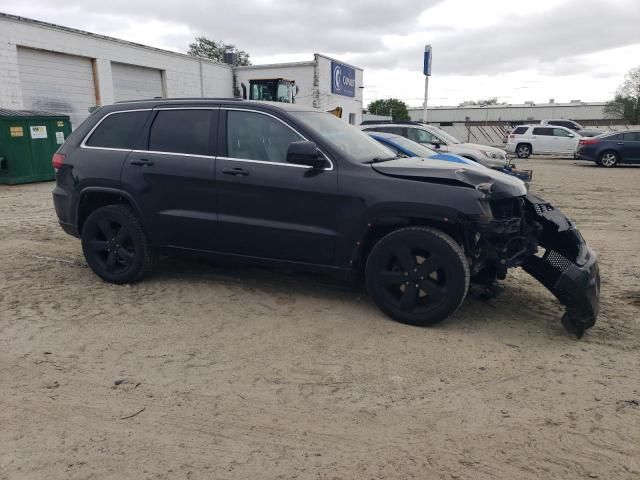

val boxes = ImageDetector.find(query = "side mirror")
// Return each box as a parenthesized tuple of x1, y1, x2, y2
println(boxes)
(286, 141, 326, 168)
(431, 142, 441, 149)
(568, 134, 575, 138)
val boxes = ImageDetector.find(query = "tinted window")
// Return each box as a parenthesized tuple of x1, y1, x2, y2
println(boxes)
(532, 127, 554, 136)
(512, 126, 528, 135)
(623, 132, 640, 142)
(407, 127, 440, 144)
(226, 110, 302, 162)
(85, 111, 149, 149)
(603, 133, 623, 140)
(553, 128, 572, 137)
(148, 109, 212, 155)
(378, 126, 407, 136)
(549, 120, 579, 130)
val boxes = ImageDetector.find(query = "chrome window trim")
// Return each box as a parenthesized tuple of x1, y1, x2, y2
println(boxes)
(216, 156, 311, 169)
(222, 107, 334, 171)
(131, 149, 215, 160)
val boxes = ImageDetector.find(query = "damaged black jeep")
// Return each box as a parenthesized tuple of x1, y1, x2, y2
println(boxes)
(52, 100, 599, 337)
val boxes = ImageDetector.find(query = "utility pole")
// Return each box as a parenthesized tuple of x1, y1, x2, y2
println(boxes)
(423, 45, 432, 123)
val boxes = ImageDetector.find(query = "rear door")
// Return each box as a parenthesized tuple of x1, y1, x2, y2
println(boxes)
(621, 132, 640, 161)
(531, 127, 554, 152)
(121, 107, 218, 251)
(216, 108, 339, 265)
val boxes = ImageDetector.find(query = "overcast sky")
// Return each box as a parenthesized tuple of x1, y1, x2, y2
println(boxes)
(4, 0, 640, 107)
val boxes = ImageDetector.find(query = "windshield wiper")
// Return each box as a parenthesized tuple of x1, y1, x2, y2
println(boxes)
(364, 155, 402, 164)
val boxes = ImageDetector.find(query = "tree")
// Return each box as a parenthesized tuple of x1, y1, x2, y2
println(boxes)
(367, 98, 410, 120)
(187, 37, 251, 66)
(605, 66, 640, 124)
(458, 97, 502, 107)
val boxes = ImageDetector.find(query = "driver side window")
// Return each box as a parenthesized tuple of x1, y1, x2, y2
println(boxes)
(407, 128, 439, 144)
(553, 128, 572, 137)
(226, 110, 303, 163)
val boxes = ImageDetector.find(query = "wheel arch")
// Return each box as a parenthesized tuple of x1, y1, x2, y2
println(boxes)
(351, 212, 466, 272)
(76, 187, 144, 235)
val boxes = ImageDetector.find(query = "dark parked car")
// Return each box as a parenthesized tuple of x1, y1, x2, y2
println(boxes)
(576, 130, 640, 167)
(52, 99, 600, 336)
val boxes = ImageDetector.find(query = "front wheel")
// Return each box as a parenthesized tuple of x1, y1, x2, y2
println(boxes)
(81, 205, 156, 284)
(365, 227, 470, 326)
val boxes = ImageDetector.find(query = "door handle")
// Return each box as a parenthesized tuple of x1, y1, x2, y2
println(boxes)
(130, 158, 154, 166)
(222, 167, 249, 176)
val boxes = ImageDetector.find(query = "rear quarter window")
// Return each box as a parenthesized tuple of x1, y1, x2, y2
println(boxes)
(512, 127, 528, 135)
(85, 111, 150, 149)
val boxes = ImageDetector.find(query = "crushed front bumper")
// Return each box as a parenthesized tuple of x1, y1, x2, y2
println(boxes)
(522, 194, 600, 338)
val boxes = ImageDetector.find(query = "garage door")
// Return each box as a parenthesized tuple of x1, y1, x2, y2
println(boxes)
(17, 47, 96, 129)
(112, 62, 164, 102)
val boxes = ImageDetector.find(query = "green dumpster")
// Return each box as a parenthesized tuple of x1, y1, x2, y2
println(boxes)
(0, 109, 72, 185)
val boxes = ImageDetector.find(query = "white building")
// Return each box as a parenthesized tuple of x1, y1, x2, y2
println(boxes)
(236, 55, 363, 125)
(408, 101, 611, 125)
(0, 13, 363, 128)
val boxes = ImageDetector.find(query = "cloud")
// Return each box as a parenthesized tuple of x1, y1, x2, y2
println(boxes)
(2, 0, 640, 105)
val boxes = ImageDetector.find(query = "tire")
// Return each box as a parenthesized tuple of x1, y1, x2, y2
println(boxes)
(597, 150, 619, 167)
(81, 205, 156, 284)
(365, 227, 470, 327)
(516, 143, 532, 159)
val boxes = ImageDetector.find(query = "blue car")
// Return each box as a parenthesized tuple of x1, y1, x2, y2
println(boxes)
(368, 132, 532, 181)
(575, 130, 640, 167)
(367, 132, 472, 165)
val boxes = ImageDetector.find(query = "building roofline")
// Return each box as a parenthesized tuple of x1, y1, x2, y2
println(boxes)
(408, 102, 608, 110)
(314, 53, 363, 71)
(0, 11, 232, 69)
(236, 60, 316, 70)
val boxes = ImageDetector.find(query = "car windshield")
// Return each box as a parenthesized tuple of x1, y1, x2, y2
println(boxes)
(430, 127, 462, 144)
(388, 136, 436, 157)
(291, 112, 396, 163)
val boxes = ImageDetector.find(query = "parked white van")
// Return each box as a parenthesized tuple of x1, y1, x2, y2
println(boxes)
(506, 125, 581, 158)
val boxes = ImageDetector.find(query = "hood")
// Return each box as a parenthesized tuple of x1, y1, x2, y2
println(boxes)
(371, 157, 527, 199)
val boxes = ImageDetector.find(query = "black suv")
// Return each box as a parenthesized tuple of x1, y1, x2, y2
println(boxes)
(53, 99, 600, 337)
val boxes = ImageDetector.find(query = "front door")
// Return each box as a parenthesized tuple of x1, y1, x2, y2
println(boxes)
(551, 127, 576, 153)
(216, 108, 339, 265)
(121, 108, 218, 251)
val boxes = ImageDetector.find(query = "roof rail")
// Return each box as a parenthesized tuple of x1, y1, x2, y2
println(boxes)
(114, 97, 243, 104)
(360, 119, 424, 126)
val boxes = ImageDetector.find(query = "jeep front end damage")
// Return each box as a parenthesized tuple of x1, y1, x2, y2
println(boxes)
(467, 193, 600, 338)
(521, 194, 600, 338)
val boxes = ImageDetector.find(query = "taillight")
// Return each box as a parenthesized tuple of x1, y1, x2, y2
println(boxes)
(509, 134, 515, 138)
(52, 153, 65, 169)
(579, 138, 599, 146)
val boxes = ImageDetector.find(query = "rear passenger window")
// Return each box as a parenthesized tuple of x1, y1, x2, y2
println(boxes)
(532, 127, 554, 136)
(85, 111, 149, 149)
(148, 110, 212, 155)
(226, 110, 302, 162)
(378, 127, 407, 136)
(512, 127, 528, 135)
(623, 132, 640, 141)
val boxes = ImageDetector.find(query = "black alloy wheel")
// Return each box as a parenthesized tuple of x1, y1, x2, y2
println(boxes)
(365, 227, 470, 326)
(81, 205, 155, 284)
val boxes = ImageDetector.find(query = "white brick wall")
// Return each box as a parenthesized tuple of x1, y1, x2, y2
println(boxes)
(316, 54, 363, 125)
(0, 14, 233, 126)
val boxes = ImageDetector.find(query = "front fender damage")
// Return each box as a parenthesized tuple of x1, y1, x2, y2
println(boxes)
(521, 194, 600, 338)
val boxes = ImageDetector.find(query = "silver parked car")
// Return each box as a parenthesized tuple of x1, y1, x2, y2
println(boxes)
(360, 121, 509, 169)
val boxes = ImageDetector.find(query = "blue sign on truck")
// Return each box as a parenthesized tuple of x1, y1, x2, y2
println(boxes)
(331, 61, 356, 97)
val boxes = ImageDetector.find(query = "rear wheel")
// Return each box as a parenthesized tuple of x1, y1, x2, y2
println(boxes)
(81, 205, 156, 284)
(597, 151, 618, 167)
(516, 143, 532, 159)
(365, 227, 470, 326)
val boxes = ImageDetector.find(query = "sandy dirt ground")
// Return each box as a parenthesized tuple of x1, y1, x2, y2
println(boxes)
(1, 158, 639, 480)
